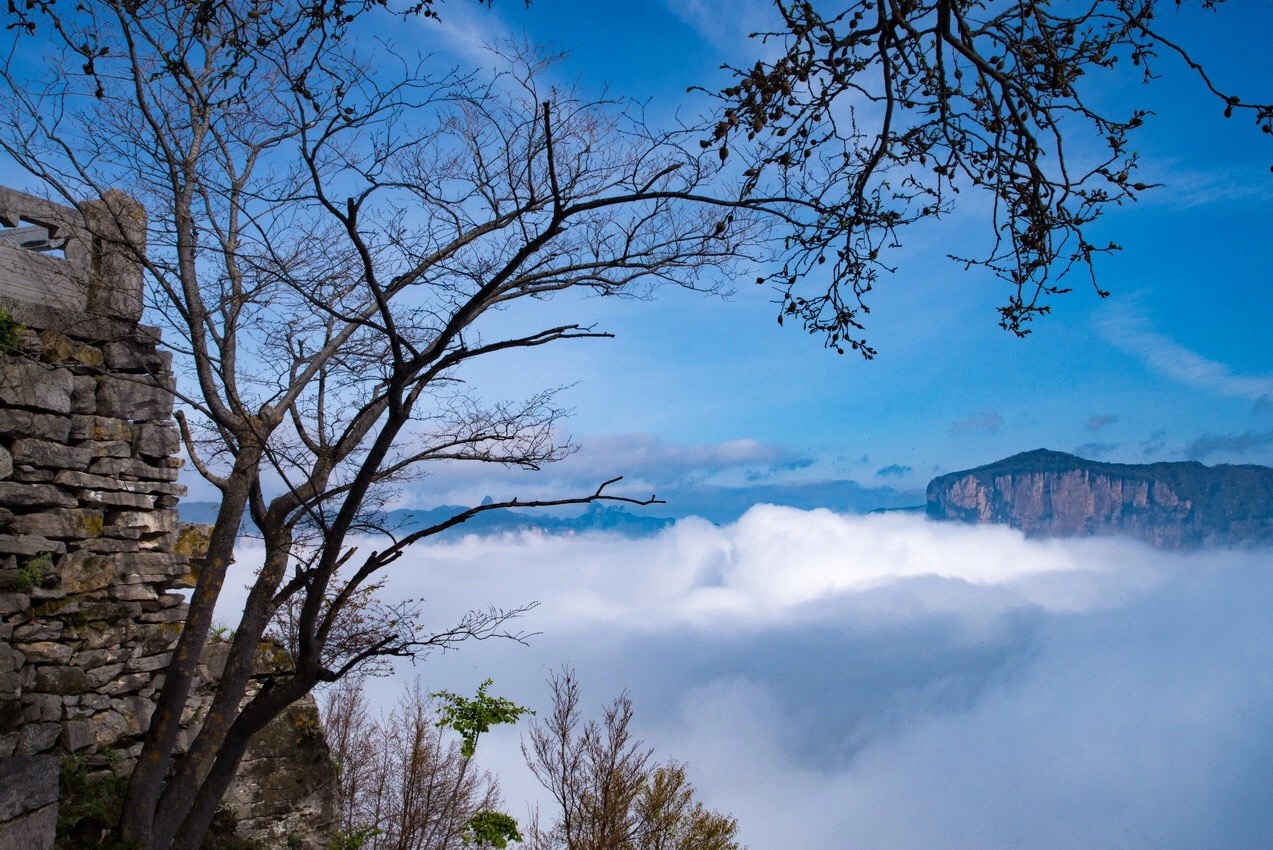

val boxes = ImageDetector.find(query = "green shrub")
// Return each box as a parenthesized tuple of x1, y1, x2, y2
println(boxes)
(16, 552, 53, 592)
(0, 304, 21, 354)
(55, 751, 135, 850)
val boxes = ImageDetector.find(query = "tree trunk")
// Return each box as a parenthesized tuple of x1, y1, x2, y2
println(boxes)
(120, 458, 258, 848)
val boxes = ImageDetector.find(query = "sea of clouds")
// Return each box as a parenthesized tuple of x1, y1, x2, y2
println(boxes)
(221, 508, 1273, 849)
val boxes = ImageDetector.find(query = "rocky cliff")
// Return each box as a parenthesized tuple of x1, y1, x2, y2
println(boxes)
(926, 449, 1273, 549)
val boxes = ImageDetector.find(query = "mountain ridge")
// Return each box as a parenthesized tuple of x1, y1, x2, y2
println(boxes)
(926, 448, 1273, 549)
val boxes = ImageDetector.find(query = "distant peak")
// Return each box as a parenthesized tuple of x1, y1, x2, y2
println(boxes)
(479, 495, 495, 506)
(1004, 448, 1082, 462)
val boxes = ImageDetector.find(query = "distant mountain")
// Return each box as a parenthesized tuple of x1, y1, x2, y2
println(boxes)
(385, 501, 674, 539)
(177, 500, 675, 539)
(177, 477, 921, 539)
(926, 448, 1273, 549)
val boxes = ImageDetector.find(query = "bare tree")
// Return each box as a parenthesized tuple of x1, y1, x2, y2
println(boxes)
(705, 0, 1272, 355)
(523, 670, 741, 850)
(323, 678, 513, 850)
(0, 2, 770, 847)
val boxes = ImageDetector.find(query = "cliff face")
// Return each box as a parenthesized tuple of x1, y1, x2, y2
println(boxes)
(926, 449, 1273, 549)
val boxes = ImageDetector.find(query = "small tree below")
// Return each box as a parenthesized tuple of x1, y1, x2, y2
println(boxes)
(523, 670, 741, 850)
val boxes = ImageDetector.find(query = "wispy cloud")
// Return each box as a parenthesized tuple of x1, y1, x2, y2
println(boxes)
(1184, 428, 1273, 461)
(663, 0, 778, 57)
(413, 1, 520, 67)
(877, 463, 913, 478)
(384, 434, 816, 508)
(1136, 159, 1273, 211)
(1096, 304, 1273, 402)
(949, 412, 1005, 436)
(1087, 414, 1118, 432)
(1141, 430, 1168, 457)
(1073, 442, 1119, 459)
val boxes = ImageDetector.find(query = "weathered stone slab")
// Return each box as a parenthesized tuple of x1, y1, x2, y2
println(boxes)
(11, 620, 59, 641)
(59, 718, 95, 752)
(70, 489, 155, 510)
(0, 535, 65, 556)
(111, 509, 177, 534)
(39, 330, 104, 367)
(113, 696, 154, 736)
(124, 653, 171, 674)
(95, 374, 173, 421)
(9, 466, 56, 483)
(0, 361, 73, 414)
(85, 440, 132, 458)
(115, 551, 188, 576)
(78, 537, 140, 554)
(70, 375, 97, 414)
(0, 447, 10, 480)
(68, 415, 133, 442)
(0, 753, 59, 819)
(88, 457, 179, 481)
(174, 524, 213, 559)
(90, 709, 127, 748)
(0, 801, 56, 850)
(21, 694, 60, 723)
(0, 410, 72, 443)
(8, 508, 104, 539)
(139, 607, 186, 624)
(85, 663, 126, 689)
(133, 422, 179, 458)
(11, 439, 91, 471)
(33, 666, 89, 695)
(55, 551, 116, 594)
(15, 722, 60, 754)
(0, 483, 76, 509)
(101, 340, 171, 373)
(14, 642, 73, 665)
(53, 469, 141, 492)
(100, 672, 150, 697)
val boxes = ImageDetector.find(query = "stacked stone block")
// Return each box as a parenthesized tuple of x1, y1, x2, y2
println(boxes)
(0, 322, 200, 764)
(0, 186, 336, 849)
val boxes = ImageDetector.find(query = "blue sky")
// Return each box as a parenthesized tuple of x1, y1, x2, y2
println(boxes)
(362, 0, 1273, 511)
(168, 5, 1273, 846)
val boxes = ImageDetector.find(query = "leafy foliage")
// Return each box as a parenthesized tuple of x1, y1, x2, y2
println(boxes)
(17, 552, 53, 592)
(56, 752, 133, 850)
(461, 810, 524, 849)
(435, 679, 535, 758)
(321, 678, 525, 850)
(0, 304, 21, 354)
(709, 0, 1272, 354)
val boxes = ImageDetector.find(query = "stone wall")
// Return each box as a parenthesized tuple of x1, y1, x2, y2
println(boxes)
(0, 188, 193, 765)
(0, 187, 336, 849)
(0, 754, 59, 849)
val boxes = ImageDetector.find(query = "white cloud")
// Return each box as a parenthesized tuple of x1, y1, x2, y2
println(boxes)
(663, 0, 780, 58)
(1096, 302, 1273, 402)
(220, 510, 1273, 850)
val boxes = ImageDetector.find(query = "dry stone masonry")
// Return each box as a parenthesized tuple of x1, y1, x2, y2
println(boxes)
(0, 187, 195, 767)
(0, 186, 336, 849)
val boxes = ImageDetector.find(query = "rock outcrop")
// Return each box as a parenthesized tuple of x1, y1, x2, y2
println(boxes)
(926, 449, 1273, 549)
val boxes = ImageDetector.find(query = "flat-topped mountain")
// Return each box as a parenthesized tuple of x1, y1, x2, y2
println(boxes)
(926, 449, 1273, 549)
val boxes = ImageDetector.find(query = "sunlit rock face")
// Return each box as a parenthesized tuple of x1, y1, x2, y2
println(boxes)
(927, 449, 1273, 549)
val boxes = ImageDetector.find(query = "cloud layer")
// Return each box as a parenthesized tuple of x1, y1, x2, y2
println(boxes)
(222, 510, 1273, 850)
